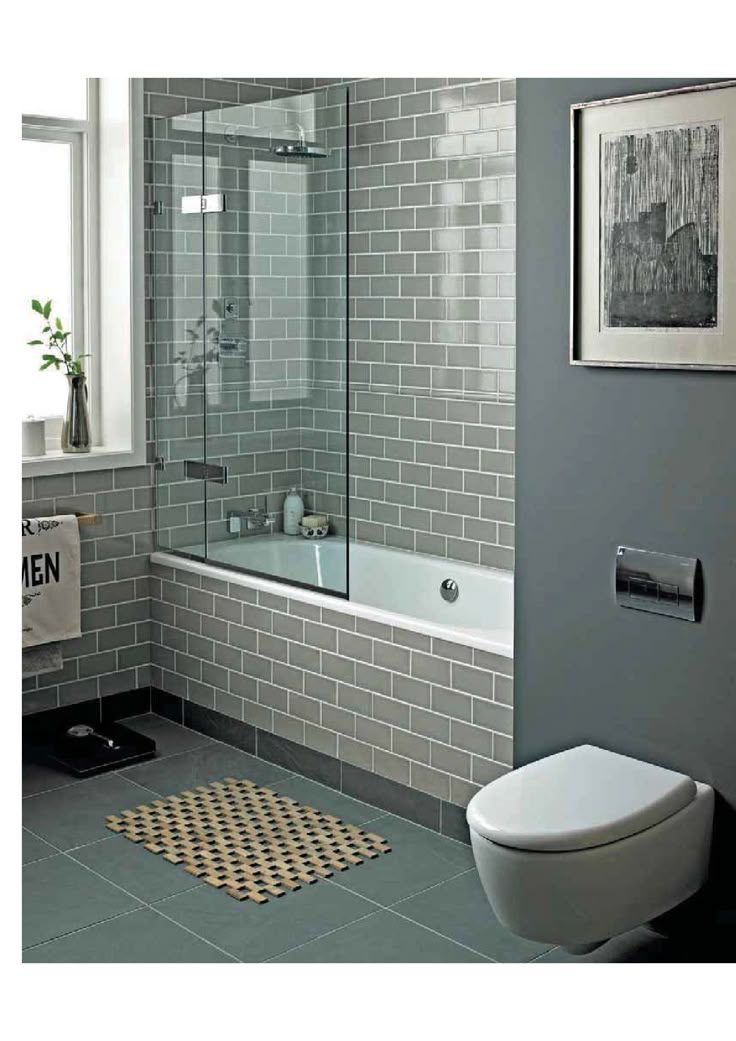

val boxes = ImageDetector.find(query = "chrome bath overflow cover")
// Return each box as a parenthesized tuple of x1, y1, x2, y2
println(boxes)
(440, 579, 459, 603)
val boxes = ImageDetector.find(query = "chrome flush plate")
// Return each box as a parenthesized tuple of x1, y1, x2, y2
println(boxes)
(615, 546, 700, 622)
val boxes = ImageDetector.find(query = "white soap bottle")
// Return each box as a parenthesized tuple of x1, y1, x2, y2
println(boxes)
(283, 487, 304, 535)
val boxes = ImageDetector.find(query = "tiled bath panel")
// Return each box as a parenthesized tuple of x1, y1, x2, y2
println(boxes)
(149, 560, 513, 811)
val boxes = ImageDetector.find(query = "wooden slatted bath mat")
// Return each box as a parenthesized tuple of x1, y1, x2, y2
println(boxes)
(106, 777, 391, 904)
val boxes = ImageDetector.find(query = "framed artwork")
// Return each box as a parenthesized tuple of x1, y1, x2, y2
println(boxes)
(570, 80, 736, 368)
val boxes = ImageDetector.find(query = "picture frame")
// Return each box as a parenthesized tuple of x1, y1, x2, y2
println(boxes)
(570, 80, 736, 369)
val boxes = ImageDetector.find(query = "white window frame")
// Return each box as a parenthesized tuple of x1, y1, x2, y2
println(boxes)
(22, 80, 100, 427)
(22, 79, 145, 476)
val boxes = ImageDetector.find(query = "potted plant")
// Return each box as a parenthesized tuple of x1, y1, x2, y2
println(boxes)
(27, 299, 91, 453)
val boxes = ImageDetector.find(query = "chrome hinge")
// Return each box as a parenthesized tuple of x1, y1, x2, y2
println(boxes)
(154, 455, 166, 471)
(152, 200, 164, 216)
(184, 460, 229, 484)
(181, 193, 226, 214)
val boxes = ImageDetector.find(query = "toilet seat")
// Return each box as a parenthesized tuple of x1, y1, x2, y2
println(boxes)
(466, 744, 697, 852)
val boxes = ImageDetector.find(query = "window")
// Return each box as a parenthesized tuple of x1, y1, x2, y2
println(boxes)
(21, 79, 146, 475)
(22, 79, 99, 425)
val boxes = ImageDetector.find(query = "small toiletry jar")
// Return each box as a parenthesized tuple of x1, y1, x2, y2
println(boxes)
(300, 515, 329, 539)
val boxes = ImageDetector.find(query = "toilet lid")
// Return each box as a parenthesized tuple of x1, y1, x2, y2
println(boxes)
(466, 744, 697, 852)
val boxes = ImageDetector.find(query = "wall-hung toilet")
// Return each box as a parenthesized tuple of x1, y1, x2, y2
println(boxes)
(467, 745, 714, 953)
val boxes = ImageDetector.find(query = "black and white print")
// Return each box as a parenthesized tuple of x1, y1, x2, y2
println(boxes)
(602, 122, 720, 329)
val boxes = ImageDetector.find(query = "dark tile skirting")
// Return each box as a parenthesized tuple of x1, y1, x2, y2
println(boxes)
(21, 687, 470, 843)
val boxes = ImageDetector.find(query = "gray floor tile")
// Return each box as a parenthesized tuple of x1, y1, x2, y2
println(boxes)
(332, 814, 474, 907)
(22, 758, 77, 798)
(121, 743, 293, 795)
(122, 713, 214, 757)
(394, 869, 553, 961)
(269, 775, 384, 826)
(157, 876, 376, 962)
(71, 835, 203, 903)
(23, 855, 141, 949)
(24, 907, 234, 963)
(22, 828, 56, 865)
(273, 908, 488, 962)
(534, 926, 734, 964)
(22, 772, 157, 851)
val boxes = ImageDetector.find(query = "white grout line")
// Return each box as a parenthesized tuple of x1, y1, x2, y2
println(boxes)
(22, 908, 146, 955)
(54, 834, 114, 854)
(262, 909, 381, 963)
(323, 869, 494, 961)
(22, 851, 59, 867)
(121, 773, 170, 797)
(385, 907, 494, 961)
(61, 850, 238, 963)
(23, 775, 85, 801)
(147, 904, 240, 963)
(388, 867, 478, 908)
(22, 818, 236, 962)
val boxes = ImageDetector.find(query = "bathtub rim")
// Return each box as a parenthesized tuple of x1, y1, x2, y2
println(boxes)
(151, 548, 514, 659)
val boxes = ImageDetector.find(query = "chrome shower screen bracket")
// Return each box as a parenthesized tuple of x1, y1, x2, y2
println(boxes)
(181, 193, 226, 214)
(184, 460, 229, 484)
(615, 546, 700, 622)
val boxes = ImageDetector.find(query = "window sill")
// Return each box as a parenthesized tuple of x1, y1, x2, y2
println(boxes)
(22, 444, 147, 478)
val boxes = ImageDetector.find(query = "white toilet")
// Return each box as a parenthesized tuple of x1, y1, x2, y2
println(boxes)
(467, 744, 714, 952)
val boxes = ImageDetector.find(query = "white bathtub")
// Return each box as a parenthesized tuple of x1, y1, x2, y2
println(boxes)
(154, 534, 513, 658)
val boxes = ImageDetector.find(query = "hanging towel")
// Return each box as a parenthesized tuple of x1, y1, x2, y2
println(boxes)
(22, 515, 81, 649)
(22, 643, 63, 677)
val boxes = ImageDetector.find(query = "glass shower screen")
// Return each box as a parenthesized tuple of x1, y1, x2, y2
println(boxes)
(152, 85, 349, 597)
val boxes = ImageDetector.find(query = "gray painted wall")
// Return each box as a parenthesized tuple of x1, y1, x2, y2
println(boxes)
(515, 78, 736, 909)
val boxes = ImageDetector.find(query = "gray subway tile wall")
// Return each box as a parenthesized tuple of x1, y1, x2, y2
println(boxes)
(345, 77, 515, 569)
(23, 76, 516, 809)
(21, 469, 153, 714)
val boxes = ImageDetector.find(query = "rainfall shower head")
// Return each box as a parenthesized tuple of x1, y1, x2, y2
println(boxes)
(272, 142, 329, 159)
(272, 123, 329, 160)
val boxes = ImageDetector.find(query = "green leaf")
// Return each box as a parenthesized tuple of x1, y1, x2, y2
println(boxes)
(55, 317, 63, 331)
(27, 340, 43, 346)
(31, 299, 44, 315)
(43, 300, 52, 319)
(42, 325, 51, 333)
(39, 360, 55, 370)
